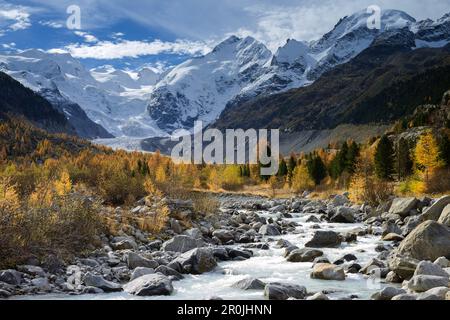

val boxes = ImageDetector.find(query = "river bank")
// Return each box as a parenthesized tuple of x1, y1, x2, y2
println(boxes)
(1, 193, 450, 300)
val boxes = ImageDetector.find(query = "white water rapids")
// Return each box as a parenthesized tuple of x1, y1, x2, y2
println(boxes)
(18, 208, 391, 300)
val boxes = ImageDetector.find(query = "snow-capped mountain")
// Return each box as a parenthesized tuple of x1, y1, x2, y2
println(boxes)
(0, 50, 165, 138)
(148, 9, 446, 132)
(147, 36, 272, 131)
(1, 8, 449, 144)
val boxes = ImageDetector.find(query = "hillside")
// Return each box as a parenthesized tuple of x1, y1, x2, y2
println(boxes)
(0, 72, 76, 136)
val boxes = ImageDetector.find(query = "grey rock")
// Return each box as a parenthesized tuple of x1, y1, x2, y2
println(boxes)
(287, 248, 323, 263)
(382, 233, 404, 241)
(172, 248, 217, 274)
(407, 275, 449, 292)
(392, 294, 417, 300)
(111, 237, 138, 250)
(397, 220, 450, 261)
(130, 267, 155, 281)
(127, 252, 158, 269)
(434, 257, 450, 268)
(305, 231, 342, 248)
(332, 194, 349, 206)
(184, 228, 203, 239)
(438, 204, 450, 226)
(330, 207, 357, 223)
(259, 224, 281, 236)
(31, 277, 51, 291)
(264, 283, 307, 300)
(212, 229, 235, 244)
(84, 272, 122, 292)
(371, 287, 406, 300)
(360, 258, 386, 274)
(389, 198, 418, 217)
(417, 287, 449, 300)
(79, 259, 100, 268)
(124, 274, 173, 296)
(0, 269, 22, 285)
(232, 278, 266, 290)
(422, 196, 450, 221)
(414, 261, 449, 278)
(17, 265, 45, 277)
(155, 265, 184, 280)
(162, 235, 201, 253)
(388, 254, 419, 280)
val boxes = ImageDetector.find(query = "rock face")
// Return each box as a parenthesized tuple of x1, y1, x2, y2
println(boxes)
(305, 231, 342, 248)
(396, 221, 450, 261)
(232, 278, 266, 290)
(162, 235, 201, 253)
(264, 283, 307, 300)
(124, 274, 173, 296)
(84, 273, 122, 292)
(389, 197, 418, 217)
(172, 248, 217, 274)
(438, 204, 450, 226)
(422, 196, 450, 221)
(311, 263, 346, 281)
(286, 248, 323, 262)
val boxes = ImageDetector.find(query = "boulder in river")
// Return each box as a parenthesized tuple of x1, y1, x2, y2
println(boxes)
(311, 263, 345, 281)
(305, 231, 342, 248)
(130, 267, 155, 281)
(330, 207, 357, 223)
(259, 224, 281, 236)
(264, 283, 307, 300)
(232, 278, 266, 290)
(172, 248, 217, 274)
(396, 220, 450, 261)
(124, 274, 173, 296)
(286, 248, 323, 263)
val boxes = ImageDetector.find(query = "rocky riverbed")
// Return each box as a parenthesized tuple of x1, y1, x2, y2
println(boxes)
(1, 193, 450, 301)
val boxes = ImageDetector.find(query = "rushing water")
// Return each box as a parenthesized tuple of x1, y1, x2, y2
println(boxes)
(15, 208, 390, 300)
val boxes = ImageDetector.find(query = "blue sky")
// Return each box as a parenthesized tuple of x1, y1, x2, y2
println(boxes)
(1, 0, 449, 71)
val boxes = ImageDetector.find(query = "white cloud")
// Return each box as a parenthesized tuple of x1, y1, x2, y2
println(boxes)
(74, 31, 99, 43)
(39, 20, 64, 29)
(0, 2, 32, 32)
(48, 39, 211, 59)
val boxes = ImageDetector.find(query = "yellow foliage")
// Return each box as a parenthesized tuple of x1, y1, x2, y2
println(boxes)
(54, 170, 72, 196)
(291, 163, 314, 192)
(414, 131, 444, 175)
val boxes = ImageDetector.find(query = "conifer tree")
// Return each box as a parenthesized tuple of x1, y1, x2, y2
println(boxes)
(396, 137, 413, 180)
(374, 135, 395, 180)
